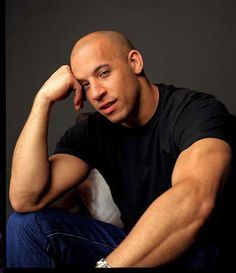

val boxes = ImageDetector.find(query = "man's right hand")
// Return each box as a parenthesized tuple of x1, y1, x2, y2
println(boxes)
(9, 65, 90, 212)
(37, 65, 83, 111)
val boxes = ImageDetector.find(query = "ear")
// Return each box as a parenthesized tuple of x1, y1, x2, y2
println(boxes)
(128, 50, 144, 74)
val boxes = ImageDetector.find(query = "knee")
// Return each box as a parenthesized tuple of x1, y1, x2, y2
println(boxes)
(6, 212, 52, 267)
(6, 208, 64, 242)
(7, 212, 36, 232)
(6, 212, 42, 244)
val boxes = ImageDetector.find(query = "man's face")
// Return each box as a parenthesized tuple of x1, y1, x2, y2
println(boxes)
(70, 39, 141, 125)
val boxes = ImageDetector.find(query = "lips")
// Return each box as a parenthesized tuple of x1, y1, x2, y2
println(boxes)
(99, 100, 117, 114)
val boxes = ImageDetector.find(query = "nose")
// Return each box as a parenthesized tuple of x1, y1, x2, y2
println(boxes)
(90, 81, 107, 101)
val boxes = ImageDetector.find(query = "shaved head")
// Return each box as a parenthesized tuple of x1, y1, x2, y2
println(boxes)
(69, 30, 152, 127)
(70, 30, 135, 62)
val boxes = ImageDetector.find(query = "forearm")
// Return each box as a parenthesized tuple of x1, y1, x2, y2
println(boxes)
(9, 93, 53, 211)
(9, 66, 84, 212)
(106, 181, 211, 267)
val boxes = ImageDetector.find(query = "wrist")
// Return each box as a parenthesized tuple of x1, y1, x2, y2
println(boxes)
(35, 91, 54, 108)
(95, 258, 111, 268)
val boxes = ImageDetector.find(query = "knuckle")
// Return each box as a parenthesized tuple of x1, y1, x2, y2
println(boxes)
(61, 64, 69, 70)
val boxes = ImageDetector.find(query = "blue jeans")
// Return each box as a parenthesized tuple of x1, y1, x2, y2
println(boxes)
(6, 208, 220, 269)
(6, 208, 126, 268)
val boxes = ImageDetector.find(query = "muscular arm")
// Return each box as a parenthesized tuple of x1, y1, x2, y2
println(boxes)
(9, 65, 89, 212)
(106, 138, 232, 267)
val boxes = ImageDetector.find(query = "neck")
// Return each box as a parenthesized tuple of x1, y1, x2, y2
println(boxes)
(122, 79, 159, 128)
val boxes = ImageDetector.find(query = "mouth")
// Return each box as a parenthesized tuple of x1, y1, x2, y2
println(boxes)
(99, 100, 117, 115)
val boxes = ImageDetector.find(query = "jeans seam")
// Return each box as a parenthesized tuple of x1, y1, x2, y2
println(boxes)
(47, 232, 115, 250)
(45, 242, 55, 268)
(34, 214, 55, 267)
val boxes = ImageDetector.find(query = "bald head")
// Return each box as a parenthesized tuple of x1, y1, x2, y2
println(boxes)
(70, 30, 135, 62)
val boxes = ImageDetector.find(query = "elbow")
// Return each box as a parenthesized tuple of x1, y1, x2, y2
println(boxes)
(10, 200, 44, 213)
(9, 177, 48, 213)
(199, 197, 216, 221)
(193, 197, 216, 231)
(10, 198, 39, 213)
(184, 198, 216, 243)
(9, 191, 43, 213)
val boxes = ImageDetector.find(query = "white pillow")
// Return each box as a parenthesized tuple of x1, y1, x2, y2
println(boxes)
(50, 169, 123, 228)
(78, 169, 124, 228)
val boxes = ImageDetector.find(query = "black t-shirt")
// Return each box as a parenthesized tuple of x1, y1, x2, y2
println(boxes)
(54, 84, 233, 233)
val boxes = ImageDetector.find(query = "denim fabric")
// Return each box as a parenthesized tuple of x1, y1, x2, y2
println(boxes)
(6, 208, 126, 268)
(6, 208, 220, 269)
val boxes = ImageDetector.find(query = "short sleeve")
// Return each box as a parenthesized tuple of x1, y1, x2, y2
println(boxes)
(173, 92, 232, 152)
(53, 118, 93, 166)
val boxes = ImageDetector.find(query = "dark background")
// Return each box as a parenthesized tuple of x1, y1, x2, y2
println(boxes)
(5, 0, 236, 220)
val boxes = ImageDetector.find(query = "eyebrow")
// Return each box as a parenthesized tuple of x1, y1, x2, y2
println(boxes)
(78, 64, 110, 82)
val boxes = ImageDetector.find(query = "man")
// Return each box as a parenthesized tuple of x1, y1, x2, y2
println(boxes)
(7, 30, 234, 269)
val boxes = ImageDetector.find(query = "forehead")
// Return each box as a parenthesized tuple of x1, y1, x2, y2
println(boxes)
(70, 39, 119, 79)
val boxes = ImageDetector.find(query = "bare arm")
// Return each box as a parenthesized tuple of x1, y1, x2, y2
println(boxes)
(9, 65, 89, 212)
(106, 138, 232, 267)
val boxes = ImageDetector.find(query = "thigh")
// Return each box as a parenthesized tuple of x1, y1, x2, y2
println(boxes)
(33, 208, 126, 268)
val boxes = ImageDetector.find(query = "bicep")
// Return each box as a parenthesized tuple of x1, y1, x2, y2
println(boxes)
(39, 153, 90, 208)
(172, 138, 232, 201)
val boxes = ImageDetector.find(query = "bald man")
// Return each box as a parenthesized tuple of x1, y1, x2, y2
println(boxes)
(7, 30, 234, 269)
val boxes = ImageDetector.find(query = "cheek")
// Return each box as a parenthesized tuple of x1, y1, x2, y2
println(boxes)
(121, 76, 140, 103)
(113, 71, 138, 98)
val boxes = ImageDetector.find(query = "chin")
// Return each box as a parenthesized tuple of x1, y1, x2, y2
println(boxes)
(106, 116, 122, 124)
(104, 112, 126, 124)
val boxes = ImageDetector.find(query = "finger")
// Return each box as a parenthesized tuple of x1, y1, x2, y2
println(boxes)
(73, 88, 83, 111)
(74, 100, 83, 111)
(71, 79, 83, 111)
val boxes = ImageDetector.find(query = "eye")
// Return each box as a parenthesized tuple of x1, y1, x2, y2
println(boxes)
(81, 82, 90, 91)
(99, 70, 110, 78)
